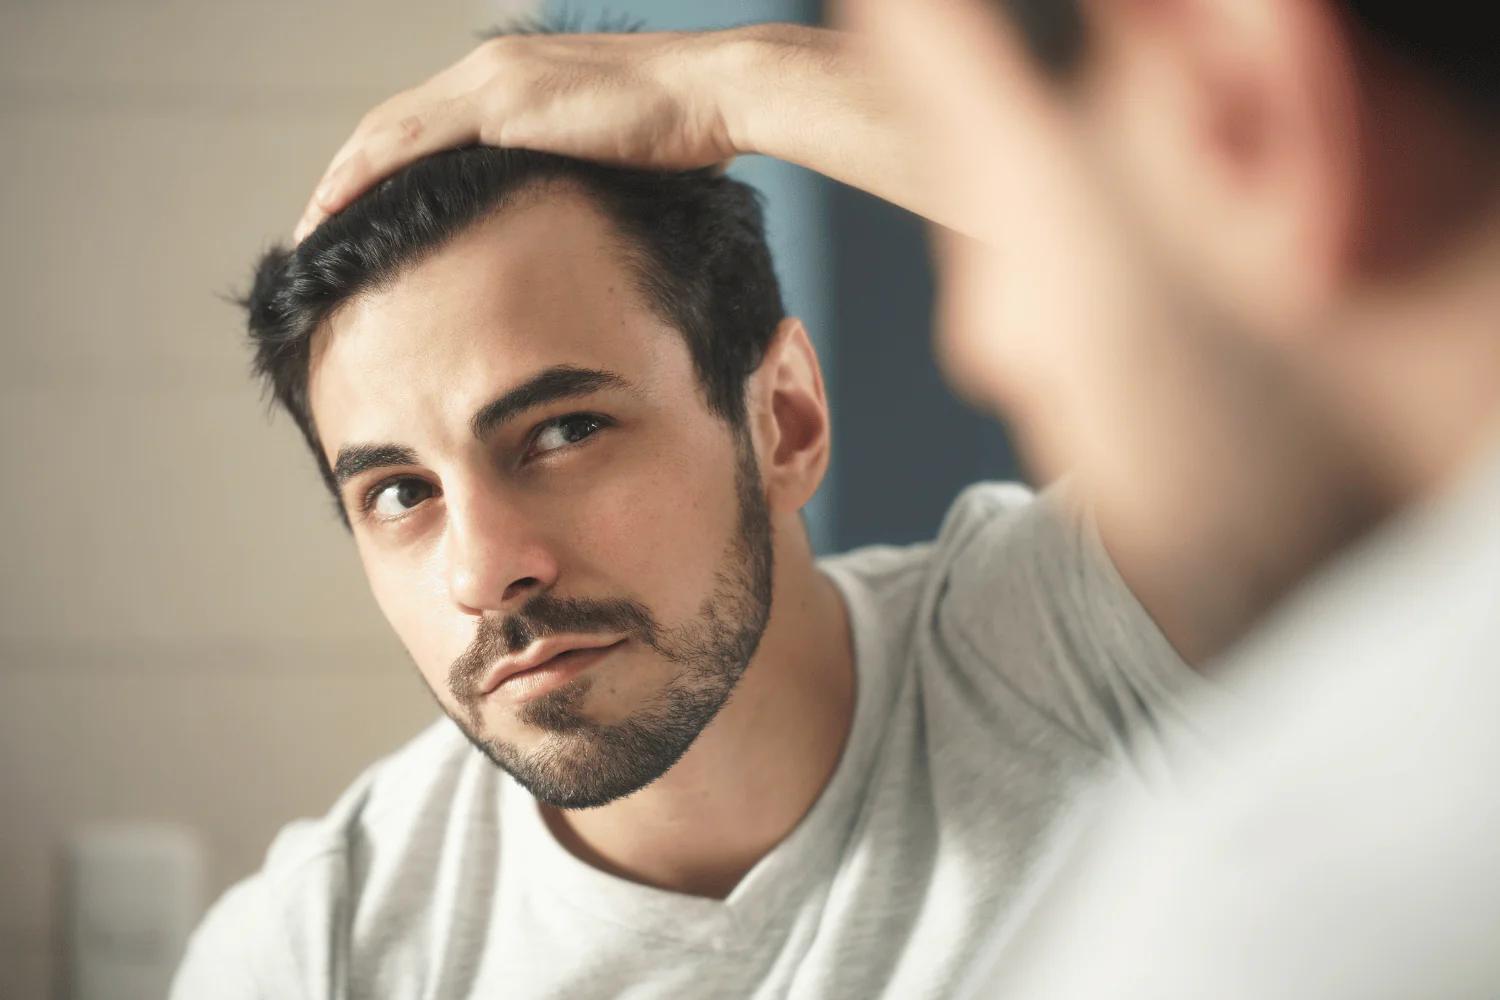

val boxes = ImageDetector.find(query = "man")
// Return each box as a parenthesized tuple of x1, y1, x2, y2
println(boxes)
(839, 3, 1500, 996)
(171, 103, 1201, 997)
(284, 2, 1500, 996)
(282, 2, 1500, 995)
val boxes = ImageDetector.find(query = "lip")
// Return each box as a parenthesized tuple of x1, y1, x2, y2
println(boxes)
(477, 634, 629, 697)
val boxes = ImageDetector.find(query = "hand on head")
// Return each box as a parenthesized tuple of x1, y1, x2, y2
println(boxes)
(294, 29, 737, 241)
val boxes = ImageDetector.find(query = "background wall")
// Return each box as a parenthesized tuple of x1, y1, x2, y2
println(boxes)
(0, 1, 1017, 997)
(827, 184, 1020, 550)
(0, 4, 508, 996)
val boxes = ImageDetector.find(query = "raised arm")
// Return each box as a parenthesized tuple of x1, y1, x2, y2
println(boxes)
(296, 25, 940, 240)
(290, 16, 1316, 671)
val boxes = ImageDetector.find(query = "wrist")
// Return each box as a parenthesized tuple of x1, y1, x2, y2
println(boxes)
(699, 23, 823, 158)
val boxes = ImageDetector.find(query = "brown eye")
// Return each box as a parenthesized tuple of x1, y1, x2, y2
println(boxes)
(531, 414, 607, 456)
(370, 478, 434, 519)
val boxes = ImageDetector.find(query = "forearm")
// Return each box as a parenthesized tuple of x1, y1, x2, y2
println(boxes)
(298, 22, 971, 240)
(708, 25, 949, 230)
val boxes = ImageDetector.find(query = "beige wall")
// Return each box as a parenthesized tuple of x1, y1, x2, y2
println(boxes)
(0, 2, 534, 996)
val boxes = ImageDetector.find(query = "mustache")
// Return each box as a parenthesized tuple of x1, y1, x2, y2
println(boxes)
(450, 593, 659, 700)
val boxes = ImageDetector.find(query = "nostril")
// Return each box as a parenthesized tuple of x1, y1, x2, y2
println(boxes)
(503, 577, 541, 602)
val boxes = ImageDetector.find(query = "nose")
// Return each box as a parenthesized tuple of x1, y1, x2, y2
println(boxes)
(443, 482, 560, 616)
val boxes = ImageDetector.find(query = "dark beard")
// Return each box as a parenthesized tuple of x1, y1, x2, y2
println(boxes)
(439, 433, 774, 809)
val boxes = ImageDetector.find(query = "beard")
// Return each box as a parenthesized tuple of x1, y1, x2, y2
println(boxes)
(438, 433, 774, 810)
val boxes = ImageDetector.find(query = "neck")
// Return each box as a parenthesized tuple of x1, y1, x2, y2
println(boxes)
(540, 518, 855, 899)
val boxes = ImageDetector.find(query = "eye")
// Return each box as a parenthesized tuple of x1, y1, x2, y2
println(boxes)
(529, 413, 609, 458)
(366, 477, 436, 520)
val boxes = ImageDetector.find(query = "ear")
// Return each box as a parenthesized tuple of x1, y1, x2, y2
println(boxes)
(1081, 0, 1361, 334)
(744, 318, 831, 515)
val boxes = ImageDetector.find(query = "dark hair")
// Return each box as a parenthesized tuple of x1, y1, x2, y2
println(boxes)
(992, 0, 1088, 77)
(242, 148, 785, 518)
(1343, 4, 1499, 119)
(999, 0, 1499, 120)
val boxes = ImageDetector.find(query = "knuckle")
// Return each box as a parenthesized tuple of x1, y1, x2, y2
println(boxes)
(476, 115, 508, 147)
(357, 90, 408, 133)
(395, 114, 424, 144)
(473, 35, 515, 70)
(474, 83, 514, 123)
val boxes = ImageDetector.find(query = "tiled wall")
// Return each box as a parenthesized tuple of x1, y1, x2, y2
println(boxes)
(0, 3, 530, 996)
(0, 2, 976, 995)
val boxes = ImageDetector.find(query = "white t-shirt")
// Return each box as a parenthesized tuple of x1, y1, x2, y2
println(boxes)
(982, 441, 1500, 999)
(171, 483, 1199, 999)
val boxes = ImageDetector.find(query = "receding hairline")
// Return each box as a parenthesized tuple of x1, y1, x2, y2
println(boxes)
(304, 175, 666, 382)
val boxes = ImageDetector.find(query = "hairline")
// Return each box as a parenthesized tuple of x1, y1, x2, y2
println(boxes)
(298, 173, 755, 525)
(303, 173, 735, 452)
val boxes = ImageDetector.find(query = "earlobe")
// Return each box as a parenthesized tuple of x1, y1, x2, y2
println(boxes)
(754, 318, 831, 514)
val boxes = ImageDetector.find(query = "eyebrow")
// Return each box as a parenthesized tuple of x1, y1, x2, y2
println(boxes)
(331, 444, 420, 489)
(469, 365, 631, 440)
(329, 365, 632, 490)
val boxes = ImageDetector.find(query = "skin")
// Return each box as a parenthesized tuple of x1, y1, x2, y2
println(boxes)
(840, 0, 1500, 649)
(293, 26, 919, 241)
(296, 9, 1499, 666)
(284, 9, 1500, 933)
(306, 186, 854, 899)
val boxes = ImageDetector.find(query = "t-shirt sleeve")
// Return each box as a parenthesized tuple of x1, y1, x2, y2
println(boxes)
(931, 482, 1207, 777)
(169, 826, 350, 1000)
(169, 877, 279, 1000)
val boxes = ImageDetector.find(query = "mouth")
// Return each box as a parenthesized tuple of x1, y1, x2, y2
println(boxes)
(478, 635, 629, 700)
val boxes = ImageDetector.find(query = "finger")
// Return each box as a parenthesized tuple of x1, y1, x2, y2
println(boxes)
(296, 97, 482, 241)
(293, 126, 384, 242)
(293, 205, 325, 243)
(317, 96, 481, 212)
(293, 74, 465, 237)
(315, 84, 439, 187)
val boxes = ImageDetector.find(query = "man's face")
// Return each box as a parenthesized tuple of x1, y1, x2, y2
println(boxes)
(842, 0, 1252, 530)
(307, 188, 772, 809)
(845, 0, 1348, 416)
(839, 0, 1392, 654)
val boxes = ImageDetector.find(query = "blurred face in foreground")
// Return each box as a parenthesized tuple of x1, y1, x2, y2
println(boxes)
(841, 0, 1500, 651)
(846, 0, 1376, 429)
(305, 189, 781, 810)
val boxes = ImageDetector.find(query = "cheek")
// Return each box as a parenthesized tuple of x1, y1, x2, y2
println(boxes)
(359, 540, 466, 700)
(346, 434, 746, 686)
(566, 441, 741, 620)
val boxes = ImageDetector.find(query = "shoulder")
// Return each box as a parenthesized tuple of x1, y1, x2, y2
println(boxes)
(933, 480, 1091, 622)
(934, 479, 1078, 576)
(818, 481, 1046, 634)
(262, 717, 477, 877)
(934, 480, 1044, 553)
(865, 480, 1198, 766)
(174, 719, 491, 996)
(919, 479, 1167, 652)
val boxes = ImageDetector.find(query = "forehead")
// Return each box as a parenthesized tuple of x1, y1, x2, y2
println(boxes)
(307, 187, 691, 451)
